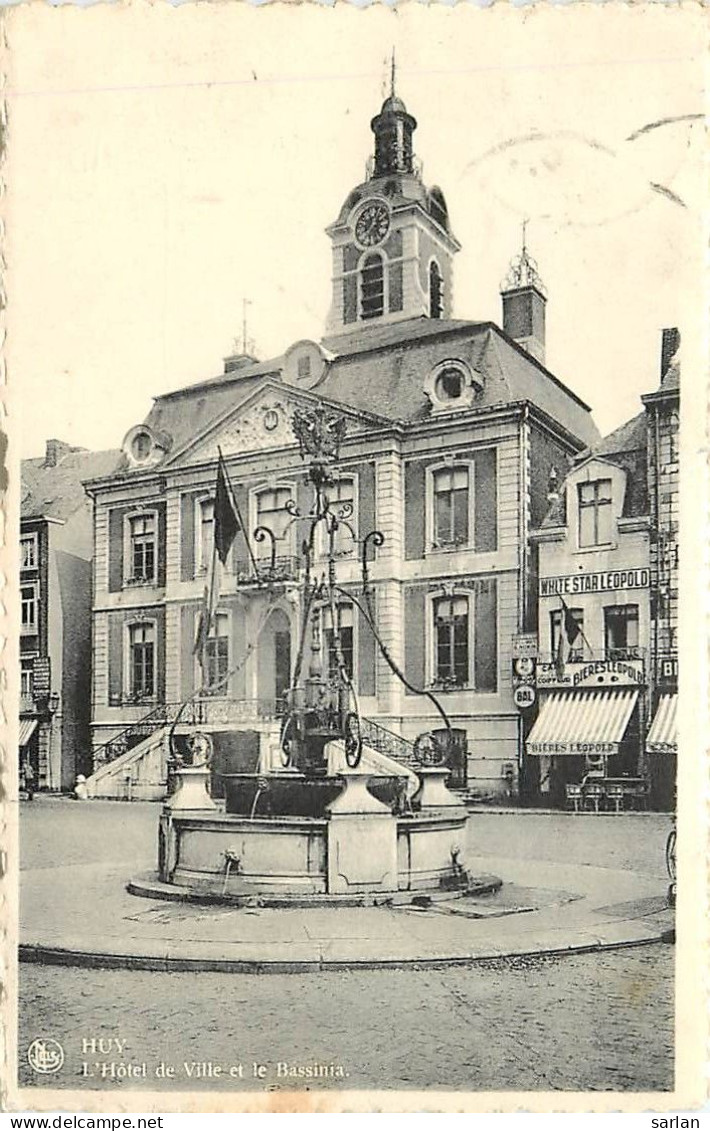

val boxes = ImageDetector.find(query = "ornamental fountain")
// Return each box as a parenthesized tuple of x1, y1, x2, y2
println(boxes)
(132, 408, 496, 906)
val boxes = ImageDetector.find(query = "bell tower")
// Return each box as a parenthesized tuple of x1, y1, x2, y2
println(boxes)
(325, 68, 461, 338)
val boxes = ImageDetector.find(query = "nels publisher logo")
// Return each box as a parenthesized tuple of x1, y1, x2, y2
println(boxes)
(27, 1037, 65, 1075)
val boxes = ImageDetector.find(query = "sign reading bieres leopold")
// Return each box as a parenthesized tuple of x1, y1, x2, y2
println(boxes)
(539, 569, 650, 597)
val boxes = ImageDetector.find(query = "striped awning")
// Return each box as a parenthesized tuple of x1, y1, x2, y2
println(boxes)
(526, 689, 639, 756)
(18, 718, 38, 748)
(646, 695, 678, 754)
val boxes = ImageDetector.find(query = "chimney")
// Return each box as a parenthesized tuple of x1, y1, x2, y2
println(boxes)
(660, 327, 680, 379)
(500, 234, 547, 366)
(223, 352, 259, 375)
(546, 465, 560, 505)
(44, 439, 72, 468)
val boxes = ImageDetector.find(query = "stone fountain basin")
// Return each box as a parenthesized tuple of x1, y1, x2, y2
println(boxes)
(221, 771, 405, 818)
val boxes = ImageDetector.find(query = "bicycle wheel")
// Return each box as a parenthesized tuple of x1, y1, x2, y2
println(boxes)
(665, 828, 677, 883)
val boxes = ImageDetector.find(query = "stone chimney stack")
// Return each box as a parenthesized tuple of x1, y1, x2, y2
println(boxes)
(660, 327, 680, 380)
(44, 439, 72, 468)
(500, 230, 547, 366)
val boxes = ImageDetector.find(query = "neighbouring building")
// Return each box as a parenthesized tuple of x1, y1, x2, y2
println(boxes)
(527, 330, 680, 809)
(643, 328, 680, 807)
(20, 439, 120, 791)
(83, 85, 600, 801)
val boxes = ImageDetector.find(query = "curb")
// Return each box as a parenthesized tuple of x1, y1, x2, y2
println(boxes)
(126, 872, 503, 908)
(18, 928, 671, 975)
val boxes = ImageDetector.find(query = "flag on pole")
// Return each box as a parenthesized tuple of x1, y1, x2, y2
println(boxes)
(554, 625, 566, 681)
(193, 582, 212, 658)
(214, 453, 241, 566)
(562, 599, 581, 650)
(554, 597, 582, 679)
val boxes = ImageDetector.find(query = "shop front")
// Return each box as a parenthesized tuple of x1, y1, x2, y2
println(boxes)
(645, 692, 677, 810)
(525, 657, 646, 809)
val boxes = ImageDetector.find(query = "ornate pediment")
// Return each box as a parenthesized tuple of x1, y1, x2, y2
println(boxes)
(172, 387, 372, 468)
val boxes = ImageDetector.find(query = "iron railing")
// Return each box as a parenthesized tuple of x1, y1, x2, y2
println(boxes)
(359, 717, 418, 767)
(537, 647, 646, 666)
(93, 700, 418, 772)
(93, 698, 283, 766)
(234, 556, 300, 585)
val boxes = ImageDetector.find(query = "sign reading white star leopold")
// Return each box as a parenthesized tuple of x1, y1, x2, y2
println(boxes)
(539, 569, 650, 597)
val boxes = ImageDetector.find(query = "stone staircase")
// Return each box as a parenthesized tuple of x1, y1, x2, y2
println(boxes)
(85, 703, 427, 802)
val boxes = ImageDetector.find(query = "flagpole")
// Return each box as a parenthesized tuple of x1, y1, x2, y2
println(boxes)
(202, 531, 219, 683)
(217, 445, 259, 579)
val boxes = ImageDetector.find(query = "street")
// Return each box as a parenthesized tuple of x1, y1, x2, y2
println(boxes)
(17, 800, 674, 1094)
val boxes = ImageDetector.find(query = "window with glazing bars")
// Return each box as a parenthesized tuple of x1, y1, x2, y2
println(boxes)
(578, 479, 613, 547)
(129, 623, 155, 699)
(433, 467, 469, 547)
(256, 488, 292, 557)
(604, 605, 639, 659)
(21, 584, 38, 632)
(204, 612, 230, 694)
(199, 498, 215, 572)
(324, 479, 355, 556)
(129, 514, 156, 581)
(434, 596, 469, 686)
(324, 604, 354, 681)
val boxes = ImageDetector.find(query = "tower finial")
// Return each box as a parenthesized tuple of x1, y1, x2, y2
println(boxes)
(391, 47, 396, 98)
(501, 220, 546, 295)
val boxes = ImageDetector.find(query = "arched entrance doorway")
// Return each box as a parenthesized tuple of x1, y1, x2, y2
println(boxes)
(257, 607, 292, 712)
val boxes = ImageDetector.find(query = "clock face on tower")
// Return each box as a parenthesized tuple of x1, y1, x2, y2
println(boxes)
(354, 202, 390, 248)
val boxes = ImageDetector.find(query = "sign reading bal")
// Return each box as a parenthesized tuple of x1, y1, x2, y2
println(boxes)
(513, 685, 536, 710)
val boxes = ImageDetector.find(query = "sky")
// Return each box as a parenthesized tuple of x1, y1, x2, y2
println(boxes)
(5, 4, 705, 459)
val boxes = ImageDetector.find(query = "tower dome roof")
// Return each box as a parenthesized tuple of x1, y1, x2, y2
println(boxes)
(379, 94, 409, 115)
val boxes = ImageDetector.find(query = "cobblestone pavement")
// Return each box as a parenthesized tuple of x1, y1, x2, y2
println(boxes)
(17, 799, 674, 1095)
(19, 947, 673, 1093)
(19, 798, 671, 877)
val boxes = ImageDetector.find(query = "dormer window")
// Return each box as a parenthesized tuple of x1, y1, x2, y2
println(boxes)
(435, 366, 464, 402)
(360, 254, 385, 320)
(121, 423, 170, 469)
(429, 261, 443, 319)
(131, 431, 152, 462)
(424, 359, 482, 413)
(578, 479, 613, 547)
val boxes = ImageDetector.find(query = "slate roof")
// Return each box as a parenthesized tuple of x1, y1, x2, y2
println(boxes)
(22, 447, 122, 522)
(540, 410, 648, 529)
(100, 315, 600, 479)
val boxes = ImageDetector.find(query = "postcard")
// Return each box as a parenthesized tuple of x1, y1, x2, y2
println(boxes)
(2, 2, 707, 1114)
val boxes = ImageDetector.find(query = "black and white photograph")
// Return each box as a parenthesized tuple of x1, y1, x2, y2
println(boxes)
(4, 3, 707, 1113)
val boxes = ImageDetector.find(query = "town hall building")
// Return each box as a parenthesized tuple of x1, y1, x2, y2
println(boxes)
(84, 86, 600, 800)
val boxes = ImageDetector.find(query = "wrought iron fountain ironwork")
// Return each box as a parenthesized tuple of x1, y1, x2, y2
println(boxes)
(246, 405, 454, 778)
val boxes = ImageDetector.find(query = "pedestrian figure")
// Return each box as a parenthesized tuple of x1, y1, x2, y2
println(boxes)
(74, 774, 88, 801)
(22, 756, 35, 801)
